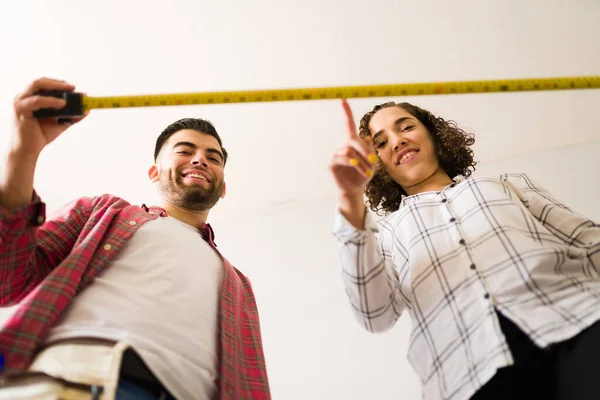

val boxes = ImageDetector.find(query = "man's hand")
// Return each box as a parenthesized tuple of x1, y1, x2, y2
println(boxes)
(1, 77, 87, 210)
(11, 77, 86, 158)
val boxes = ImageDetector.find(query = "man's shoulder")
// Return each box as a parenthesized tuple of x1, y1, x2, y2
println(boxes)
(72, 193, 131, 207)
(59, 193, 139, 215)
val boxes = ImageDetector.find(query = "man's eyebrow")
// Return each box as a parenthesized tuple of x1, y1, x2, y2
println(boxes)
(372, 117, 412, 142)
(173, 141, 197, 149)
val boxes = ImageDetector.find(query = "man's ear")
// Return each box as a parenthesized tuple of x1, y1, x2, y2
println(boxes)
(221, 182, 227, 199)
(148, 164, 159, 183)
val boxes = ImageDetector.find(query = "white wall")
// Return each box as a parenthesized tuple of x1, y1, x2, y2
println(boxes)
(475, 141, 600, 223)
(1, 1, 599, 399)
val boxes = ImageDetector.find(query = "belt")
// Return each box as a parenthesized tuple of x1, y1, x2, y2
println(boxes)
(0, 337, 175, 400)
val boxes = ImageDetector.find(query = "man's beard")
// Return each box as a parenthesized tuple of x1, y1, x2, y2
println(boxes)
(158, 169, 224, 211)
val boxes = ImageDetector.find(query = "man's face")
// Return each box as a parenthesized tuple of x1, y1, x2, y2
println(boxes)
(150, 129, 226, 211)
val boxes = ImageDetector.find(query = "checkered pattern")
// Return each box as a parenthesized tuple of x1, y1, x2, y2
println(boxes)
(333, 173, 600, 400)
(0, 193, 271, 399)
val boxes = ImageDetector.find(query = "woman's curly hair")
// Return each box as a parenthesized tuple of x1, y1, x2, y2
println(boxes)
(359, 102, 477, 214)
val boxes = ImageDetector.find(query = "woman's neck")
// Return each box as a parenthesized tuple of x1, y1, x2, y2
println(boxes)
(403, 168, 453, 196)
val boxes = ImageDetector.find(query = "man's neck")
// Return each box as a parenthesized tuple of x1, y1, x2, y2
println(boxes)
(403, 168, 454, 196)
(158, 200, 210, 229)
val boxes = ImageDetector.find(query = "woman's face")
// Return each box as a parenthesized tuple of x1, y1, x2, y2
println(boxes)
(369, 106, 441, 192)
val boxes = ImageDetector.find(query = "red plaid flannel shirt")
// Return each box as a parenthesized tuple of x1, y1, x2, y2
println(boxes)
(0, 192, 271, 399)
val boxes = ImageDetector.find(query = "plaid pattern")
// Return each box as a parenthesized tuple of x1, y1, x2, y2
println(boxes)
(333, 173, 600, 400)
(0, 193, 271, 399)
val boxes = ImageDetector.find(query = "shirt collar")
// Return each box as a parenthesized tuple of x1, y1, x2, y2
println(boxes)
(398, 175, 466, 209)
(139, 204, 217, 247)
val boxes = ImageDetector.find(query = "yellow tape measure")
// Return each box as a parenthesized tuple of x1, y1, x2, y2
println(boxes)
(82, 76, 600, 112)
(32, 75, 600, 119)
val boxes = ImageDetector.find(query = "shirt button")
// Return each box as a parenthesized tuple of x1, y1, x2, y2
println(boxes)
(37, 216, 45, 224)
(103, 244, 112, 251)
(470, 264, 476, 270)
(450, 183, 456, 188)
(450, 217, 456, 222)
(441, 199, 447, 203)
(459, 239, 465, 245)
(484, 293, 490, 299)
(129, 221, 137, 226)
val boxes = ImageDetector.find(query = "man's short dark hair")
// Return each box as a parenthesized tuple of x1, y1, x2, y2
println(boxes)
(154, 118, 228, 164)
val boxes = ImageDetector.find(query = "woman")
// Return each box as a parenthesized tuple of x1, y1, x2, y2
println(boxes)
(330, 99, 600, 400)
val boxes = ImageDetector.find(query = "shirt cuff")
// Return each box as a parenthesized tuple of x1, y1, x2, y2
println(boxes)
(0, 190, 46, 227)
(333, 206, 379, 243)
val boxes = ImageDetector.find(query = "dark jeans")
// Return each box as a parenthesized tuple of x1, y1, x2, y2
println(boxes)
(116, 349, 177, 400)
(471, 311, 600, 400)
(116, 378, 176, 400)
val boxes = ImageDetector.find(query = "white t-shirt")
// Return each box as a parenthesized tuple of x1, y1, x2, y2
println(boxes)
(45, 216, 224, 400)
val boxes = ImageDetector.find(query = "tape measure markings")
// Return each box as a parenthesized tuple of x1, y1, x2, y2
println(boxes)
(80, 76, 600, 112)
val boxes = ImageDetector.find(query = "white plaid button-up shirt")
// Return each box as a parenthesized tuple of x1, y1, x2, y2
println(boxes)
(333, 173, 600, 400)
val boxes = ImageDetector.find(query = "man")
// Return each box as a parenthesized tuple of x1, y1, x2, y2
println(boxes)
(0, 77, 271, 400)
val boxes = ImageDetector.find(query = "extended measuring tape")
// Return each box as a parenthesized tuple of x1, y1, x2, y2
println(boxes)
(33, 75, 600, 119)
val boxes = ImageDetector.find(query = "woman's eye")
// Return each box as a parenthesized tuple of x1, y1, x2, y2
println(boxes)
(376, 141, 387, 149)
(402, 125, 415, 132)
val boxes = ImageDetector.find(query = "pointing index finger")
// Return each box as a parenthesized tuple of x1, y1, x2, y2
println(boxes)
(341, 99, 378, 165)
(341, 99, 358, 138)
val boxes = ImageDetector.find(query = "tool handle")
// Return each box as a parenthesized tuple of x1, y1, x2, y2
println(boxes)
(32, 91, 85, 118)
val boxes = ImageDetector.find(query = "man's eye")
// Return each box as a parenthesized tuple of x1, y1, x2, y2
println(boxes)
(209, 157, 221, 163)
(177, 151, 191, 155)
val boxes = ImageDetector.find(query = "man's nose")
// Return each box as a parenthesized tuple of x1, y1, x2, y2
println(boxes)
(191, 157, 208, 167)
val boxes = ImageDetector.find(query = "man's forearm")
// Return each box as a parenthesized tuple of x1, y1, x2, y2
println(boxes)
(0, 149, 39, 210)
